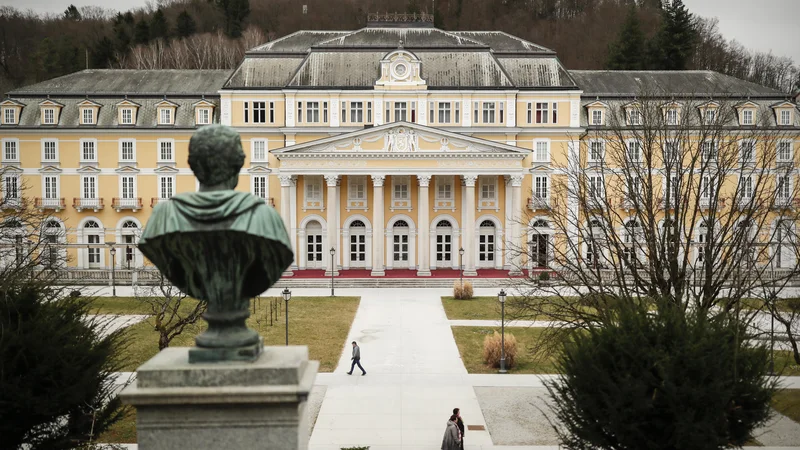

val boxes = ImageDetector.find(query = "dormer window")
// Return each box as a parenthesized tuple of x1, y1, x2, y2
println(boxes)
(741, 109, 754, 125)
(591, 110, 603, 125)
(3, 108, 16, 125)
(704, 109, 716, 124)
(665, 108, 678, 125)
(121, 108, 134, 125)
(197, 108, 210, 125)
(628, 108, 642, 126)
(159, 108, 173, 125)
(43, 108, 55, 125)
(779, 109, 792, 126)
(81, 108, 95, 125)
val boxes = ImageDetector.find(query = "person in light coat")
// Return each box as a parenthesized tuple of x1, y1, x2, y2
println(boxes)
(441, 414, 462, 450)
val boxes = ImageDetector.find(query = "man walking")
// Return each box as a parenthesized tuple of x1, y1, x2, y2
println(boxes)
(347, 341, 366, 376)
(453, 407, 465, 450)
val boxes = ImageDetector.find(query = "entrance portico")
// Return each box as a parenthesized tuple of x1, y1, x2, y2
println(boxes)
(272, 122, 527, 276)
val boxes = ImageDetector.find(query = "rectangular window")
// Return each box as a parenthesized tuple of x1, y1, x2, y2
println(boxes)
(159, 176, 174, 199)
(480, 178, 496, 200)
(253, 102, 267, 123)
(500, 102, 505, 123)
(628, 109, 641, 125)
(527, 103, 533, 124)
(393, 177, 409, 200)
(121, 108, 133, 125)
(82, 176, 97, 199)
(197, 108, 210, 125)
(702, 141, 717, 162)
(252, 139, 267, 162)
(740, 140, 756, 162)
(43, 140, 57, 161)
(4, 108, 15, 124)
(43, 175, 58, 199)
(666, 109, 678, 125)
(429, 102, 434, 123)
(664, 141, 679, 164)
(410, 102, 415, 122)
(385, 102, 391, 123)
(627, 176, 641, 200)
(778, 141, 793, 161)
(120, 140, 135, 161)
(348, 176, 366, 201)
(588, 175, 604, 199)
(394, 102, 407, 122)
(296, 101, 302, 123)
(81, 140, 96, 162)
(121, 176, 135, 199)
(366, 102, 372, 123)
(269, 102, 275, 123)
(551, 102, 557, 123)
(535, 141, 549, 162)
(4, 176, 19, 200)
(305, 176, 322, 202)
(342, 101, 347, 124)
(701, 176, 714, 199)
(306, 102, 320, 123)
(779, 110, 791, 126)
(159, 108, 172, 125)
(43, 108, 55, 124)
(455, 102, 460, 123)
(244, 101, 249, 123)
(739, 176, 753, 199)
(627, 140, 641, 162)
(742, 110, 754, 125)
(438, 102, 451, 124)
(589, 141, 604, 162)
(3, 140, 18, 161)
(777, 175, 790, 199)
(350, 102, 363, 123)
(159, 140, 174, 162)
(437, 177, 452, 199)
(666, 175, 679, 200)
(534, 176, 549, 199)
(704, 109, 716, 124)
(82, 108, 94, 124)
(473, 102, 479, 124)
(323, 101, 328, 123)
(253, 175, 267, 199)
(482, 102, 495, 124)
(591, 110, 603, 125)
(535, 102, 549, 124)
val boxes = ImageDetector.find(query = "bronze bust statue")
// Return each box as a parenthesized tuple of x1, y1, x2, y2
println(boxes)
(139, 125, 293, 362)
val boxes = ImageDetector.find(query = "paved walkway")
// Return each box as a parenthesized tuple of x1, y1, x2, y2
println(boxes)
(89, 315, 148, 338)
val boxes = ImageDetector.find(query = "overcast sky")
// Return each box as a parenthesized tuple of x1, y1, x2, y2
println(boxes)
(5, 0, 800, 64)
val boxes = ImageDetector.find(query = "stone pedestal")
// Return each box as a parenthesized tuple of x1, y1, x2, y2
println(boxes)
(120, 346, 318, 450)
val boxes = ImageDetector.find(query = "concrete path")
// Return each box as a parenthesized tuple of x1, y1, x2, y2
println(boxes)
(449, 319, 565, 328)
(89, 314, 148, 338)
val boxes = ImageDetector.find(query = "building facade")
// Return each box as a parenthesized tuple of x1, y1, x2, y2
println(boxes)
(1, 16, 798, 276)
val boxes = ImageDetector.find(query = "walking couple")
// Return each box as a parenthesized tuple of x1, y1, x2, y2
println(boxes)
(441, 407, 465, 450)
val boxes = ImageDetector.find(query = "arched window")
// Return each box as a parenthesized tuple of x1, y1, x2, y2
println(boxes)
(83, 220, 101, 267)
(350, 220, 365, 228)
(122, 220, 138, 229)
(435, 220, 453, 265)
(46, 220, 61, 229)
(531, 219, 549, 228)
(480, 219, 495, 227)
(84, 220, 100, 229)
(394, 220, 409, 228)
(436, 220, 451, 228)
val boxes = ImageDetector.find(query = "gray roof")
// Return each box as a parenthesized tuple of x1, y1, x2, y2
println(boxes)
(570, 70, 786, 97)
(248, 31, 350, 54)
(315, 27, 486, 48)
(451, 31, 553, 53)
(1, 97, 219, 129)
(10, 69, 232, 96)
(226, 56, 306, 88)
(497, 57, 576, 88)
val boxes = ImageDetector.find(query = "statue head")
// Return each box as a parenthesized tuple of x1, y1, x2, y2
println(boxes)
(188, 125, 245, 191)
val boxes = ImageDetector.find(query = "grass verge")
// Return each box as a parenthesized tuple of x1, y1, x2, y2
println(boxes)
(772, 389, 800, 423)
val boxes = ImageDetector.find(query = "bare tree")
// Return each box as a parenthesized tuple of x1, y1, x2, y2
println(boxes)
(508, 88, 800, 341)
(135, 274, 205, 350)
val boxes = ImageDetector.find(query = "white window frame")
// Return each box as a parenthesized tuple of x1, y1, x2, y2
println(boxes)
(304, 176, 323, 204)
(2, 138, 19, 162)
(626, 176, 641, 202)
(741, 109, 754, 126)
(591, 109, 603, 126)
(533, 139, 550, 163)
(4, 174, 20, 201)
(778, 109, 792, 126)
(42, 107, 55, 125)
(533, 175, 549, 200)
(3, 107, 16, 124)
(81, 108, 94, 125)
(535, 102, 549, 124)
(777, 141, 793, 162)
(777, 175, 791, 201)
(81, 175, 98, 199)
(392, 175, 410, 201)
(627, 108, 642, 126)
(251, 138, 267, 163)
(663, 140, 680, 165)
(436, 176, 452, 201)
(196, 107, 211, 125)
(739, 139, 756, 162)
(252, 175, 268, 200)
(738, 175, 754, 200)
(665, 108, 679, 125)
(702, 140, 717, 163)
(348, 175, 367, 202)
(438, 102, 452, 124)
(626, 139, 642, 162)
(120, 107, 134, 125)
(157, 139, 175, 163)
(482, 102, 495, 124)
(704, 108, 716, 125)
(119, 139, 136, 162)
(588, 174, 604, 200)
(394, 102, 407, 122)
(79, 138, 97, 162)
(158, 175, 175, 200)
(588, 139, 605, 163)
(350, 101, 364, 123)
(119, 175, 137, 200)
(41, 139, 58, 162)
(159, 108, 174, 125)
(480, 177, 497, 201)
(306, 101, 320, 123)
(252, 101, 266, 124)
(42, 175, 59, 200)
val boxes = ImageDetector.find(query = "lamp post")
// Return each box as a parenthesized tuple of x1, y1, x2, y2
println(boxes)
(108, 243, 117, 297)
(769, 294, 776, 374)
(459, 247, 465, 286)
(282, 288, 291, 346)
(498, 289, 507, 374)
(330, 247, 336, 297)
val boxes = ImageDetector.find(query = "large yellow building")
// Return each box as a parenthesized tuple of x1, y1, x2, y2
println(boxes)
(1, 16, 798, 277)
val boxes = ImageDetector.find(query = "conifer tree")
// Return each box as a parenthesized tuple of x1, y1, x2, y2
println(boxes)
(149, 9, 169, 40)
(63, 4, 81, 21)
(175, 10, 197, 38)
(605, 6, 647, 70)
(209, 0, 250, 38)
(91, 37, 116, 68)
(647, 0, 696, 70)
(134, 18, 150, 45)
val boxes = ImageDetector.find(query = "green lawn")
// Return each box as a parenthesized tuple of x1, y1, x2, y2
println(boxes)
(90, 296, 202, 315)
(773, 389, 800, 423)
(116, 296, 360, 372)
(442, 296, 516, 320)
(97, 407, 136, 444)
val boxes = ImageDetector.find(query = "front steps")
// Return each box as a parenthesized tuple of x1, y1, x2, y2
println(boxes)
(272, 277, 508, 289)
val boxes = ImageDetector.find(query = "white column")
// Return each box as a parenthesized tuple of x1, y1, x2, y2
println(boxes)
(417, 175, 431, 276)
(509, 175, 524, 275)
(463, 175, 478, 276)
(279, 175, 294, 276)
(325, 174, 339, 276)
(567, 140, 581, 262)
(371, 175, 386, 276)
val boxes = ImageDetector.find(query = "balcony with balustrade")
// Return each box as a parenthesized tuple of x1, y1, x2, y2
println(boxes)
(527, 196, 551, 211)
(73, 197, 103, 212)
(35, 197, 66, 212)
(112, 197, 143, 212)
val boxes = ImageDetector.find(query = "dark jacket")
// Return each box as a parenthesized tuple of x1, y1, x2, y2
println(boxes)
(455, 416, 465, 440)
(352, 345, 361, 360)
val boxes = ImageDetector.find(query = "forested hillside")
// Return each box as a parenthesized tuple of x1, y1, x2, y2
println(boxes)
(1, 0, 798, 94)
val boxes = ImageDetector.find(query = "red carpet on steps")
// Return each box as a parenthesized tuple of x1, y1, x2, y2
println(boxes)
(288, 268, 525, 279)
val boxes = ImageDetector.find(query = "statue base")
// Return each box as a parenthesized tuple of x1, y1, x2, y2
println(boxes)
(120, 346, 318, 450)
(189, 337, 263, 363)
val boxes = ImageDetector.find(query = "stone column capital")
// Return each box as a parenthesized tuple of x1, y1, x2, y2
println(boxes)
(417, 175, 432, 187)
(371, 175, 386, 187)
(278, 175, 294, 187)
(324, 174, 339, 187)
(462, 175, 478, 187)
(510, 175, 524, 187)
